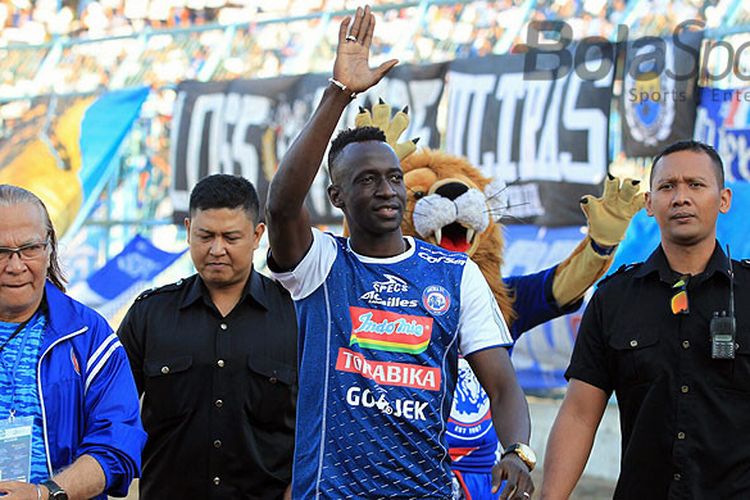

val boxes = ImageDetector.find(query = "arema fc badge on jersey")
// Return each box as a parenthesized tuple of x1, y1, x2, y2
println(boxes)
(422, 285, 451, 316)
(623, 41, 677, 147)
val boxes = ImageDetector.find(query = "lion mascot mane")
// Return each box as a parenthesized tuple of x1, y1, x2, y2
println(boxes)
(354, 101, 644, 497)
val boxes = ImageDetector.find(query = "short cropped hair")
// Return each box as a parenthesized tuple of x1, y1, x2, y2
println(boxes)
(0, 184, 66, 291)
(327, 126, 388, 182)
(650, 140, 725, 189)
(189, 174, 260, 222)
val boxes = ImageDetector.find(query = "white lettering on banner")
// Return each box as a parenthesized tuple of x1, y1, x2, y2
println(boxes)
(561, 69, 610, 183)
(445, 62, 613, 185)
(536, 78, 564, 177)
(351, 77, 445, 148)
(345, 386, 429, 421)
(693, 107, 714, 147)
(695, 107, 750, 182)
(446, 73, 497, 163)
(406, 79, 445, 146)
(179, 93, 274, 212)
(502, 236, 580, 277)
(519, 80, 553, 179)
(185, 93, 224, 191)
(495, 72, 525, 179)
(174, 72, 444, 221)
(222, 93, 270, 182)
(504, 183, 545, 219)
(116, 253, 159, 279)
(719, 131, 750, 182)
(169, 91, 187, 203)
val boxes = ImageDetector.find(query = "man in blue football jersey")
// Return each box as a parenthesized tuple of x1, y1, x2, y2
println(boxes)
(265, 6, 534, 499)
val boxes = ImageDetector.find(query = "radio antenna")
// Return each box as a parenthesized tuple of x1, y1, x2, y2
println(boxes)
(727, 244, 735, 319)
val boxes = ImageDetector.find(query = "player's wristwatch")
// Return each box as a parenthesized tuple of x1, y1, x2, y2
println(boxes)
(502, 442, 537, 471)
(40, 480, 68, 500)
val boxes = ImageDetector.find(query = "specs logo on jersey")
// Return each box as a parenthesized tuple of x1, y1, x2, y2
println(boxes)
(373, 274, 409, 293)
(345, 385, 429, 421)
(359, 274, 419, 308)
(422, 285, 451, 316)
(336, 348, 441, 391)
(349, 307, 433, 354)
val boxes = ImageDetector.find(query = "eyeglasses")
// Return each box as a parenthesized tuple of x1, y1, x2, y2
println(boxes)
(0, 241, 50, 264)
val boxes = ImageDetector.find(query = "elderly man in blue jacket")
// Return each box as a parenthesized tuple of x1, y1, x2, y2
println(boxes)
(0, 184, 145, 500)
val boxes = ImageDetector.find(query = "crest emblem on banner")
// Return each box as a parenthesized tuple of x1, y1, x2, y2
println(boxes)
(623, 44, 676, 147)
(447, 358, 493, 441)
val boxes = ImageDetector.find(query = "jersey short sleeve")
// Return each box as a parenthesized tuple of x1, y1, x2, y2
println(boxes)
(271, 228, 338, 300)
(458, 258, 513, 355)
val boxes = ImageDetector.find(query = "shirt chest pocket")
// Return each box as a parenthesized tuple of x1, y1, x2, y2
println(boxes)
(609, 331, 661, 386)
(721, 327, 750, 393)
(143, 355, 194, 420)
(246, 355, 296, 427)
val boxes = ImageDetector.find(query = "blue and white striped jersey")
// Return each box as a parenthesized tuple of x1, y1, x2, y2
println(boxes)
(273, 229, 512, 498)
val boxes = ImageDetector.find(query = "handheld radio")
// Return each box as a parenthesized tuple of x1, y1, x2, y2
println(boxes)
(711, 245, 736, 360)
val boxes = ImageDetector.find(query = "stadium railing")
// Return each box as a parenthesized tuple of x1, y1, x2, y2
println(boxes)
(7, 0, 747, 102)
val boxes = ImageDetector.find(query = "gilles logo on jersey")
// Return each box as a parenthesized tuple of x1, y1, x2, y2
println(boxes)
(359, 274, 419, 308)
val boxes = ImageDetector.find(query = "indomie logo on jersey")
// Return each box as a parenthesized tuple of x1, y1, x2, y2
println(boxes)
(359, 274, 419, 308)
(349, 306, 433, 354)
(335, 348, 441, 391)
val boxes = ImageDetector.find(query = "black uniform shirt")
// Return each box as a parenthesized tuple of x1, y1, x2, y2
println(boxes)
(117, 270, 297, 500)
(566, 243, 750, 499)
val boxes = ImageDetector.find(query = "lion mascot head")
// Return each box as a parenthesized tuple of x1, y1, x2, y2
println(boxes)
(355, 102, 516, 323)
(401, 150, 516, 323)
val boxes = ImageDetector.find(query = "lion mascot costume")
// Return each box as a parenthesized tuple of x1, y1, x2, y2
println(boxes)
(355, 102, 644, 499)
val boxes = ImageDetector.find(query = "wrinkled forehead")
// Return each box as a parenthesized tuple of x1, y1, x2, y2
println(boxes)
(337, 141, 401, 177)
(0, 202, 47, 245)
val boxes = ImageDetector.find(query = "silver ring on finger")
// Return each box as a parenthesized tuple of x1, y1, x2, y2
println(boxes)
(346, 34, 357, 42)
(522, 492, 530, 499)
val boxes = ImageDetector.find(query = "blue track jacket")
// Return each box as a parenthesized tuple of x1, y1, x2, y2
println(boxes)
(38, 281, 146, 498)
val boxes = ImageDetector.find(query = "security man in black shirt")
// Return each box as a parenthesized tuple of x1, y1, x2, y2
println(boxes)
(542, 140, 750, 499)
(117, 174, 297, 499)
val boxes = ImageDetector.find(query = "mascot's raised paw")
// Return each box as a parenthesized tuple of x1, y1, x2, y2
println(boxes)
(580, 174, 646, 248)
(355, 98, 418, 160)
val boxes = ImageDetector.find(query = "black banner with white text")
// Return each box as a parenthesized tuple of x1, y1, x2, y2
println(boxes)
(170, 64, 446, 224)
(171, 53, 615, 226)
(445, 52, 614, 226)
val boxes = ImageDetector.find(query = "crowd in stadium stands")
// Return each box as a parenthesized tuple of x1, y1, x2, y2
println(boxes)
(1, 0, 748, 100)
(3, 0, 748, 94)
(0, 0, 400, 45)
